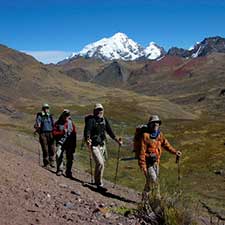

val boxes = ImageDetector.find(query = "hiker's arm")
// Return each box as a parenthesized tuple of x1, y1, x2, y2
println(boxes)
(105, 120, 122, 145)
(72, 123, 77, 134)
(161, 134, 177, 154)
(138, 134, 147, 175)
(105, 118, 116, 140)
(72, 123, 77, 148)
(84, 119, 92, 140)
(85, 119, 93, 145)
(34, 115, 42, 133)
(35, 115, 42, 128)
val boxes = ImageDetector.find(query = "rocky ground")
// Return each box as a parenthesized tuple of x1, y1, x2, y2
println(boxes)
(0, 128, 141, 225)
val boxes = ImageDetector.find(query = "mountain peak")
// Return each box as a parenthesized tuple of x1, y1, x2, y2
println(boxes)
(144, 42, 165, 60)
(112, 32, 129, 39)
(68, 33, 164, 61)
(167, 36, 225, 58)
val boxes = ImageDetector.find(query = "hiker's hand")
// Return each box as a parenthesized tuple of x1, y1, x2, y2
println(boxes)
(176, 151, 182, 163)
(87, 138, 92, 146)
(115, 137, 123, 146)
(143, 168, 147, 176)
(176, 151, 182, 157)
(64, 128, 68, 134)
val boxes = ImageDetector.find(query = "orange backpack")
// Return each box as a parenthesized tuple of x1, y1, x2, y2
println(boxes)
(133, 124, 149, 159)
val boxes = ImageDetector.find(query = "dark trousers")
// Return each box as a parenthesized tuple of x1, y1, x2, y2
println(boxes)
(56, 144, 75, 175)
(39, 132, 55, 166)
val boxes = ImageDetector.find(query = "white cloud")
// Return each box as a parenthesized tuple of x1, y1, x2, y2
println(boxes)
(20, 50, 72, 64)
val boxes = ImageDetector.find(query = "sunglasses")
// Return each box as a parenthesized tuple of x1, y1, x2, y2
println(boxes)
(149, 121, 160, 125)
(96, 108, 103, 111)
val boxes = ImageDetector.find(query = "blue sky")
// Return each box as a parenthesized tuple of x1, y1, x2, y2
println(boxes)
(0, 0, 225, 63)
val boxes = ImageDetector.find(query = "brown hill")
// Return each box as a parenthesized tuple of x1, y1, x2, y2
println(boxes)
(56, 56, 108, 82)
(57, 53, 225, 116)
(0, 43, 196, 132)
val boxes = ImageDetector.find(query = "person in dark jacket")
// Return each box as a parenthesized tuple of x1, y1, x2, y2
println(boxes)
(53, 109, 77, 178)
(34, 103, 55, 168)
(84, 103, 122, 191)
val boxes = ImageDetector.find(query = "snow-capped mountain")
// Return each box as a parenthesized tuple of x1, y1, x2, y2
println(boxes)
(68, 33, 164, 61)
(144, 42, 165, 60)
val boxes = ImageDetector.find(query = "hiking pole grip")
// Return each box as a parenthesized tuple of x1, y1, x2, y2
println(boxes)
(176, 155, 180, 164)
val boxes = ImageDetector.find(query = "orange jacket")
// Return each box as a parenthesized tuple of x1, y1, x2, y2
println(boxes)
(138, 132, 177, 171)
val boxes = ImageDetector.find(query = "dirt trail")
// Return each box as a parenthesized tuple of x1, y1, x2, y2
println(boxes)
(0, 128, 140, 225)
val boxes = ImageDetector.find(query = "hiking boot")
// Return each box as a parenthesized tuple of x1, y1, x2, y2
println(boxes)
(96, 184, 108, 192)
(43, 159, 49, 167)
(65, 172, 73, 179)
(43, 163, 50, 170)
(56, 170, 63, 176)
(49, 161, 55, 168)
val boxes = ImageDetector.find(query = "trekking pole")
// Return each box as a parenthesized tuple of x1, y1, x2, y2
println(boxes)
(176, 155, 181, 181)
(80, 138, 85, 151)
(113, 138, 122, 188)
(87, 144, 94, 184)
(34, 131, 42, 167)
(176, 155, 182, 195)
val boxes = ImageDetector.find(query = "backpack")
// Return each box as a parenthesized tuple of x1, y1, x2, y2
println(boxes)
(34, 112, 54, 133)
(83, 114, 106, 143)
(133, 124, 149, 159)
(83, 114, 94, 140)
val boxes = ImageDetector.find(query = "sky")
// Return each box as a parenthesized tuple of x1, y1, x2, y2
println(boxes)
(0, 0, 225, 63)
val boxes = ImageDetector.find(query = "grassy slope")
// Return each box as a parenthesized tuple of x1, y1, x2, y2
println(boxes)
(1, 98, 224, 211)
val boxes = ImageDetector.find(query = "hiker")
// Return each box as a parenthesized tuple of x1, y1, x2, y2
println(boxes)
(138, 115, 182, 199)
(53, 109, 77, 178)
(34, 103, 55, 168)
(84, 103, 122, 191)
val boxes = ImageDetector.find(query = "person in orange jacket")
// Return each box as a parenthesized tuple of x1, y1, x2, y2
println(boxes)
(138, 115, 182, 200)
(53, 109, 77, 178)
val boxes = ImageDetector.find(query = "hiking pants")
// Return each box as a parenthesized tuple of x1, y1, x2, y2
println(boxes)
(39, 132, 55, 166)
(92, 145, 106, 185)
(56, 144, 74, 175)
(143, 162, 160, 199)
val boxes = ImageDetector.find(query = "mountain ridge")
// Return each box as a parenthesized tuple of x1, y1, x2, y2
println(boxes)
(63, 32, 165, 62)
(58, 34, 225, 63)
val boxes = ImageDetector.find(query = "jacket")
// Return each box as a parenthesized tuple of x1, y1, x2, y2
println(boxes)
(84, 116, 116, 146)
(53, 118, 77, 150)
(138, 132, 177, 171)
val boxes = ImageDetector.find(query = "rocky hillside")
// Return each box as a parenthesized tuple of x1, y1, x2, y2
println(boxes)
(0, 128, 141, 225)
